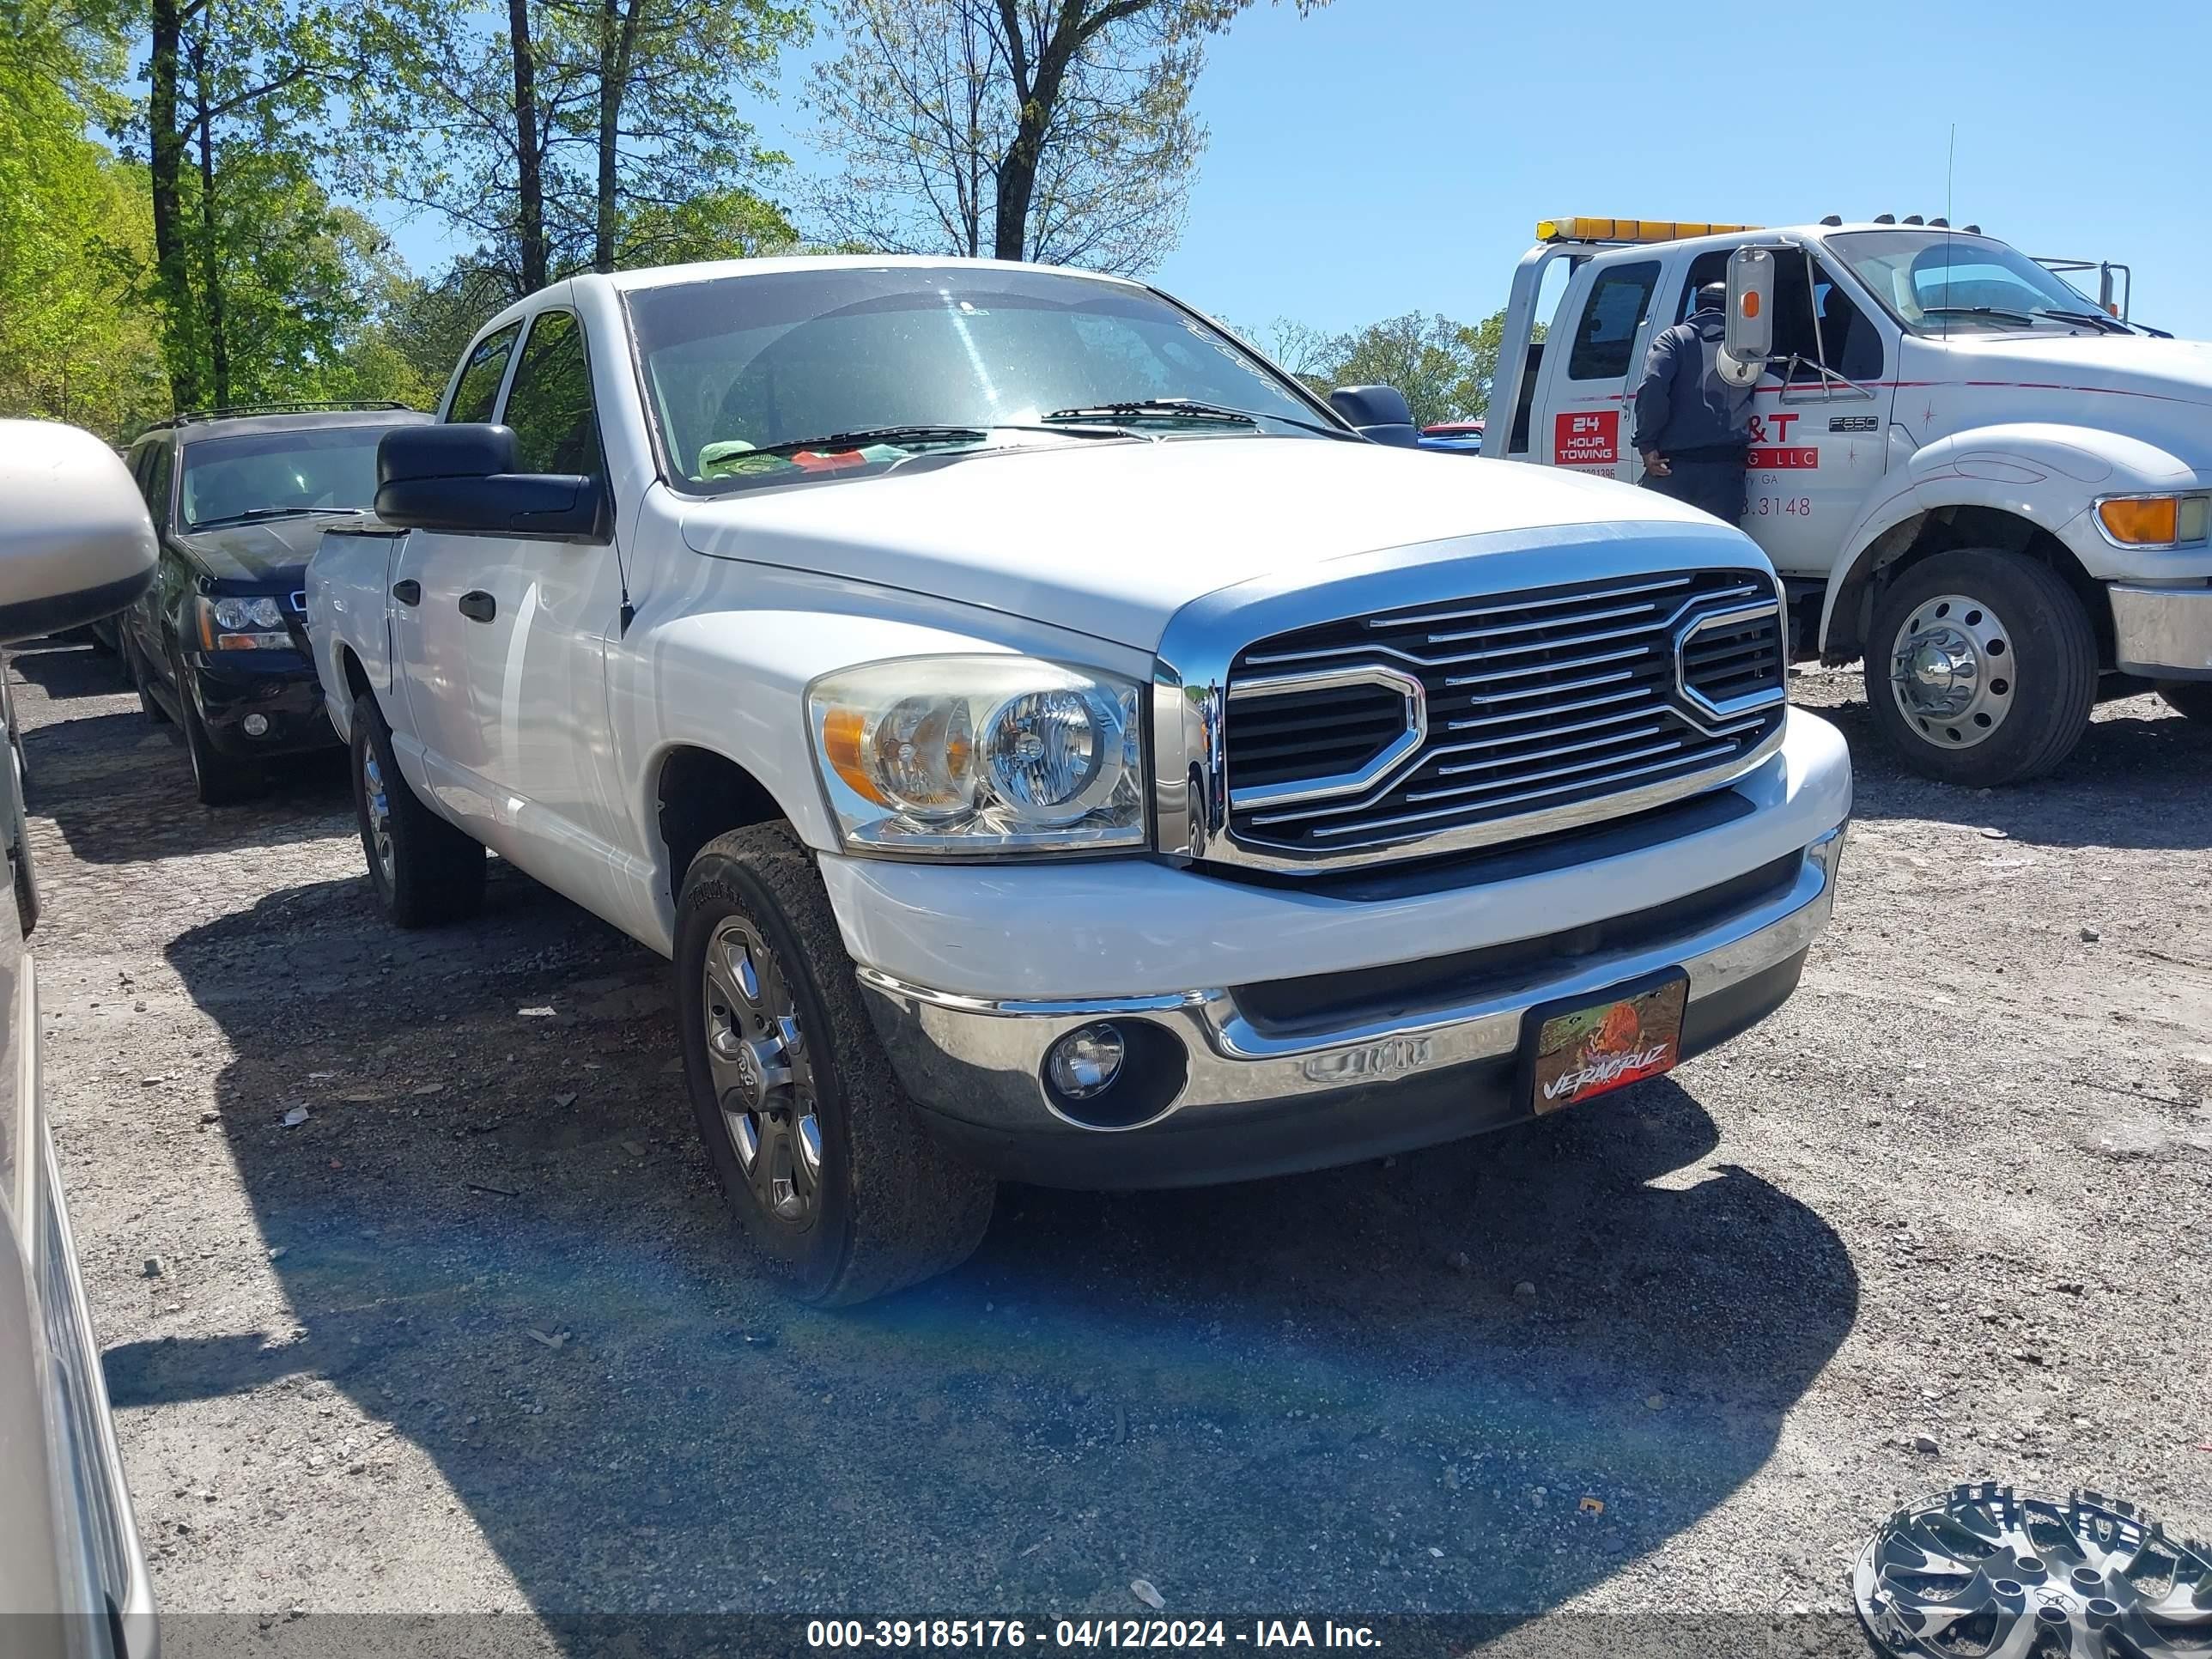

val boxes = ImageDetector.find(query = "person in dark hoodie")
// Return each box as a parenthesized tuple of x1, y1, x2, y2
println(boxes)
(1632, 281, 1756, 523)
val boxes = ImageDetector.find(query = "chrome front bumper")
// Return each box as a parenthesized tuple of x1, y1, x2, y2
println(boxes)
(2111, 580, 2212, 679)
(858, 826, 1844, 1184)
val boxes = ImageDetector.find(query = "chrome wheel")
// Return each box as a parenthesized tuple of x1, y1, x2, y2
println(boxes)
(362, 748, 396, 884)
(1887, 591, 2014, 750)
(701, 917, 821, 1227)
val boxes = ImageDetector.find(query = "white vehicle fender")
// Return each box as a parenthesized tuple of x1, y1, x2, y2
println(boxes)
(616, 607, 1050, 879)
(306, 526, 410, 745)
(1817, 422, 2197, 655)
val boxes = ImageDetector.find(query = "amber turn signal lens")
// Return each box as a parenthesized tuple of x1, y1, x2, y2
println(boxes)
(2099, 496, 2179, 544)
(1741, 291, 1761, 319)
(818, 706, 890, 805)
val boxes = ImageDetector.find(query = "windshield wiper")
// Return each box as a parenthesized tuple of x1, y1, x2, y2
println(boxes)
(191, 505, 365, 527)
(744, 422, 1139, 460)
(1043, 398, 1358, 441)
(2033, 307, 2133, 334)
(1919, 305, 2045, 328)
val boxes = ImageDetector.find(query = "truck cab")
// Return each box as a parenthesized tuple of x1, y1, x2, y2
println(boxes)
(1491, 216, 2212, 785)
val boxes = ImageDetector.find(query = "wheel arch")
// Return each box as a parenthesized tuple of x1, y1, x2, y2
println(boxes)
(651, 744, 801, 910)
(1819, 500, 2109, 667)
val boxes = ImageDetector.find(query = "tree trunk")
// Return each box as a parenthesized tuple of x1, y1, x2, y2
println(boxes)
(508, 0, 548, 292)
(148, 0, 198, 408)
(593, 0, 640, 272)
(191, 46, 231, 409)
(990, 3, 1084, 263)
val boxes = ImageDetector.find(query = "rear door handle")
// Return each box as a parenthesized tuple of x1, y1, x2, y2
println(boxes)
(458, 591, 496, 623)
(391, 579, 421, 605)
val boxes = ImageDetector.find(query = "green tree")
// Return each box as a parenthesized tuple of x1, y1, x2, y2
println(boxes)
(0, 0, 168, 432)
(809, 0, 1324, 275)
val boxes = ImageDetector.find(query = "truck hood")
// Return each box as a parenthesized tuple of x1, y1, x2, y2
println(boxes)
(170, 514, 334, 586)
(678, 437, 1729, 649)
(1936, 331, 2212, 413)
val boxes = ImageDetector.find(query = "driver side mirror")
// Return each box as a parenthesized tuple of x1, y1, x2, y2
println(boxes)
(1722, 246, 1777, 385)
(375, 424, 605, 541)
(1328, 385, 1421, 447)
(0, 421, 157, 643)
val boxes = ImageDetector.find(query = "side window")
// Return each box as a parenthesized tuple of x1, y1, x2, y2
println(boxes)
(499, 310, 602, 476)
(1811, 267, 1883, 382)
(1675, 251, 1732, 322)
(447, 323, 522, 424)
(1568, 261, 1659, 381)
(143, 443, 174, 531)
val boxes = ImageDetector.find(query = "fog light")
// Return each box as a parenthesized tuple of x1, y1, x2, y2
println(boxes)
(1046, 1024, 1125, 1099)
(242, 713, 270, 738)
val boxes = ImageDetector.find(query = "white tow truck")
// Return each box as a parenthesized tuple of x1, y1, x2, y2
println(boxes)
(1487, 216, 2212, 785)
(306, 255, 1850, 1304)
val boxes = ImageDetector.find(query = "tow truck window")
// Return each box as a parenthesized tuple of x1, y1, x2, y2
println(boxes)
(1567, 261, 1659, 380)
(1680, 248, 1881, 381)
(1828, 230, 2102, 334)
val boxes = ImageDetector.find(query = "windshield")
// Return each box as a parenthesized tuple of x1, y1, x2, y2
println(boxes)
(1826, 230, 2117, 335)
(623, 265, 1334, 489)
(179, 425, 393, 528)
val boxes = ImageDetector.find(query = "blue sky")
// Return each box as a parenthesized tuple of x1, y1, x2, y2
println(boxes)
(375, 0, 2212, 338)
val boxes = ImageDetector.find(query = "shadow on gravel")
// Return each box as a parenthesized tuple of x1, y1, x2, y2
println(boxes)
(124, 858, 1861, 1637)
(1814, 690, 2212, 851)
(8, 636, 128, 698)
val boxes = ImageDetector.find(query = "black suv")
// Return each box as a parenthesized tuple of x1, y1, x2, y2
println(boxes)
(119, 404, 432, 803)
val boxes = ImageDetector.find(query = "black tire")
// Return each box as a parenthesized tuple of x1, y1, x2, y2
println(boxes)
(175, 663, 265, 805)
(349, 696, 484, 927)
(675, 823, 994, 1306)
(125, 635, 170, 726)
(2157, 681, 2212, 725)
(1863, 550, 2097, 787)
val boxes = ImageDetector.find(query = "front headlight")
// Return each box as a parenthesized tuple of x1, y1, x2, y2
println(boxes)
(807, 656, 1146, 855)
(195, 594, 291, 650)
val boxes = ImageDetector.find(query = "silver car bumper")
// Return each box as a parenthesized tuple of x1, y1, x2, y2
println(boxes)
(2111, 580, 2212, 679)
(858, 827, 1844, 1187)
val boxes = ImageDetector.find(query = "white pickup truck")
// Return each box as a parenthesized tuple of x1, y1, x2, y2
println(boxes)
(1489, 216, 2212, 786)
(307, 256, 1850, 1304)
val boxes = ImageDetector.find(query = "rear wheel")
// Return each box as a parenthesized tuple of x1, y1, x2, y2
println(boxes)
(675, 823, 994, 1306)
(1864, 550, 2096, 787)
(350, 696, 483, 927)
(2157, 681, 2212, 724)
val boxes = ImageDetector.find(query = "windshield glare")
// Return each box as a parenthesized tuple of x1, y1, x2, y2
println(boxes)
(180, 426, 392, 527)
(623, 266, 1328, 487)
(1826, 230, 2109, 334)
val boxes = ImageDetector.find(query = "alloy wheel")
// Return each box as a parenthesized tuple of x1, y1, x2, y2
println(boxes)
(1887, 592, 2015, 750)
(361, 748, 396, 885)
(701, 916, 822, 1227)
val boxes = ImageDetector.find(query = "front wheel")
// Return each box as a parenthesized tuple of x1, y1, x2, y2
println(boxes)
(2157, 681, 2212, 725)
(175, 665, 265, 805)
(675, 823, 994, 1306)
(1863, 550, 2096, 787)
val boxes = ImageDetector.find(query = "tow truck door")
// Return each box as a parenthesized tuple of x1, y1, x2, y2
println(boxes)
(1534, 254, 1666, 483)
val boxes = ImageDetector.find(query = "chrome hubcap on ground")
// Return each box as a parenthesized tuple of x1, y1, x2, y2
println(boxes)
(702, 917, 821, 1225)
(362, 750, 395, 884)
(1888, 592, 2014, 750)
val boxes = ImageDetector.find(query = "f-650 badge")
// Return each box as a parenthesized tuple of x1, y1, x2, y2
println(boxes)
(1829, 415, 1879, 433)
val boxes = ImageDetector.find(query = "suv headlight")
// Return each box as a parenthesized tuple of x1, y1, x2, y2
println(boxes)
(807, 656, 1146, 855)
(195, 594, 291, 649)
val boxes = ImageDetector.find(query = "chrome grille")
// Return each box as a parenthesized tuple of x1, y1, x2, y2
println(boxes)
(1221, 569, 1785, 864)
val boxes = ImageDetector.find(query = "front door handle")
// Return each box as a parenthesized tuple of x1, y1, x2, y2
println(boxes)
(391, 579, 421, 605)
(458, 590, 496, 623)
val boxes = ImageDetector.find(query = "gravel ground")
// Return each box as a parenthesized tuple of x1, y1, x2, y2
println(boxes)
(15, 638, 2211, 1657)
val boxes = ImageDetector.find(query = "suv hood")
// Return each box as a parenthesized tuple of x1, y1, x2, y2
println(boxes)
(172, 514, 345, 584)
(679, 438, 1734, 649)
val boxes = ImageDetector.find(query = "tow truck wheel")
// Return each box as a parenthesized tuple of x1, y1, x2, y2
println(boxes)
(1865, 550, 2095, 787)
(349, 696, 484, 926)
(2157, 682, 2212, 725)
(675, 823, 994, 1307)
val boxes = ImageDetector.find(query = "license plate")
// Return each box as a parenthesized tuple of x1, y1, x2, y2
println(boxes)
(1520, 972, 1688, 1115)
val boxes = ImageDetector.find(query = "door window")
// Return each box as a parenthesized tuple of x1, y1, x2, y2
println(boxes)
(447, 323, 522, 423)
(499, 311, 602, 476)
(143, 443, 174, 531)
(1567, 261, 1659, 380)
